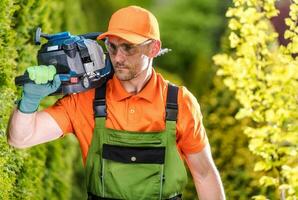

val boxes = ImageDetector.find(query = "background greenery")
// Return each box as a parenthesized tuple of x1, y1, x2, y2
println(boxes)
(0, 0, 296, 199)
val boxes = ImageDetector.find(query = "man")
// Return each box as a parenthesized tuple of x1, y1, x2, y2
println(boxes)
(8, 5, 225, 200)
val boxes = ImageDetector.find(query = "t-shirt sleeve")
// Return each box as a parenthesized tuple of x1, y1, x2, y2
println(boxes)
(176, 86, 208, 155)
(44, 95, 75, 135)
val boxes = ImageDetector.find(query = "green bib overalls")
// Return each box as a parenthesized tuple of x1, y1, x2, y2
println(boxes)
(85, 84, 188, 200)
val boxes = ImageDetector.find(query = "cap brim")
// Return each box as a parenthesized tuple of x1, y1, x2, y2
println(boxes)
(97, 30, 148, 44)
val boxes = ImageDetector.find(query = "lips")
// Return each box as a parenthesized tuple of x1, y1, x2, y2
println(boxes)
(115, 65, 129, 70)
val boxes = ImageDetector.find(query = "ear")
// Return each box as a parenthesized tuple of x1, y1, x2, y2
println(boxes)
(147, 40, 161, 58)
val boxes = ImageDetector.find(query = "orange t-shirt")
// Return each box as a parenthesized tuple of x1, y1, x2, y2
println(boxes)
(45, 70, 207, 164)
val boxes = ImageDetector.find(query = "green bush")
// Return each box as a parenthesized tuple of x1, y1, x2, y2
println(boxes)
(155, 0, 229, 97)
(201, 76, 261, 199)
(0, 0, 87, 199)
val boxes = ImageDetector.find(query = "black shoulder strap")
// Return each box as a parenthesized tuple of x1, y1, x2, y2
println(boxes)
(94, 82, 178, 120)
(93, 83, 107, 118)
(166, 83, 179, 121)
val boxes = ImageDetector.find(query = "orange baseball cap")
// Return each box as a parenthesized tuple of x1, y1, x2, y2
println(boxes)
(97, 5, 160, 44)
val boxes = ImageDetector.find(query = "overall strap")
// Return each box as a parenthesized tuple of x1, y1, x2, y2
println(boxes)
(93, 83, 107, 118)
(93, 82, 179, 119)
(166, 83, 179, 121)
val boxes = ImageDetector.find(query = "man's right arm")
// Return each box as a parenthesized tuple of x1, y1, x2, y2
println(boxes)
(8, 109, 63, 148)
(8, 65, 63, 148)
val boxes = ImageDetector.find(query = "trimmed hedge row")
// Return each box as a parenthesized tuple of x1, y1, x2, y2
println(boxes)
(0, 0, 87, 199)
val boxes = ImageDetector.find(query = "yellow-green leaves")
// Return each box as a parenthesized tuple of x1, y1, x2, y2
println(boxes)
(229, 32, 241, 48)
(252, 195, 269, 200)
(259, 176, 278, 187)
(254, 161, 272, 172)
(214, 0, 298, 198)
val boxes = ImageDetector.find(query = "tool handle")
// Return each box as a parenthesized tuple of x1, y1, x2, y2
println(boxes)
(79, 32, 102, 40)
(15, 72, 33, 86)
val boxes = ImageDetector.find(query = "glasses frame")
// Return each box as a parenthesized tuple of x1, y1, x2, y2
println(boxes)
(104, 38, 153, 56)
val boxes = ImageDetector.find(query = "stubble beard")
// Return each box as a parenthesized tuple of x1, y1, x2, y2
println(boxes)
(114, 64, 136, 81)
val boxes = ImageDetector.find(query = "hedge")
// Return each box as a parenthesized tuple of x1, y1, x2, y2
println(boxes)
(0, 0, 87, 199)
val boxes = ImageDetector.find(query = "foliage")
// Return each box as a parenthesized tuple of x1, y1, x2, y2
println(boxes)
(184, 29, 262, 199)
(201, 74, 262, 199)
(0, 0, 87, 199)
(214, 0, 298, 199)
(0, 0, 25, 198)
(155, 0, 229, 97)
(79, 0, 153, 33)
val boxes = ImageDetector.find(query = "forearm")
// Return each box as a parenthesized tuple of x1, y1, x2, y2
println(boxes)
(8, 108, 37, 144)
(186, 144, 225, 200)
(192, 164, 225, 200)
(8, 108, 63, 148)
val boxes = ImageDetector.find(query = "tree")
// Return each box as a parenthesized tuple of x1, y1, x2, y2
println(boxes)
(214, 0, 298, 199)
(154, 0, 228, 97)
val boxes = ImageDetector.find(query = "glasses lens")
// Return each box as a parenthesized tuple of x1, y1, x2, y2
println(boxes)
(105, 41, 116, 55)
(122, 44, 137, 56)
(105, 39, 151, 56)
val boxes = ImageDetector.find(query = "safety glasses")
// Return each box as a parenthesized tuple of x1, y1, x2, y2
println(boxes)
(105, 39, 152, 56)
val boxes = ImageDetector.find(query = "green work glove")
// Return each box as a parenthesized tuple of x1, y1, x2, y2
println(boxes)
(18, 65, 61, 113)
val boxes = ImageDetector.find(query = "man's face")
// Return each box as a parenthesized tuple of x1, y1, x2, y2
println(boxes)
(106, 36, 151, 81)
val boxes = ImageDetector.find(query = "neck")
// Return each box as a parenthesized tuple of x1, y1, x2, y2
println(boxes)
(120, 66, 153, 94)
